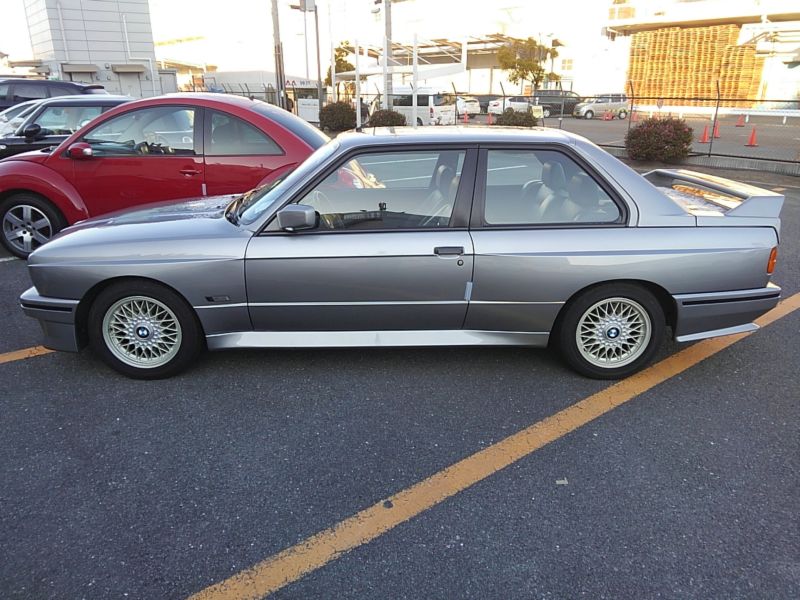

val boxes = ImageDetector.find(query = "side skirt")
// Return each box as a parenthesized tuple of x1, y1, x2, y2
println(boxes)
(206, 330, 550, 350)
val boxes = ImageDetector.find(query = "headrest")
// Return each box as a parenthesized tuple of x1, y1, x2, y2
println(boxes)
(567, 173, 599, 208)
(542, 161, 566, 190)
(448, 174, 460, 199)
(435, 165, 456, 190)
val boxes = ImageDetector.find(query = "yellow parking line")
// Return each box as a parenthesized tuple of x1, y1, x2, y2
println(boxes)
(0, 345, 54, 365)
(189, 291, 800, 600)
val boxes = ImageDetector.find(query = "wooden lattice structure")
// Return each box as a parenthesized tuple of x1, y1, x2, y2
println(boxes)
(627, 24, 765, 107)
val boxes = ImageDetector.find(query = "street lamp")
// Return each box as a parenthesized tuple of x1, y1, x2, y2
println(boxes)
(290, 0, 324, 117)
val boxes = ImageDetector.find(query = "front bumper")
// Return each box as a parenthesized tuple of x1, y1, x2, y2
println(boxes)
(672, 284, 781, 342)
(19, 286, 81, 352)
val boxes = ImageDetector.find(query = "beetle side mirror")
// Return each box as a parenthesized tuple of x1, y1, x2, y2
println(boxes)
(276, 204, 318, 232)
(66, 142, 94, 159)
(22, 123, 42, 140)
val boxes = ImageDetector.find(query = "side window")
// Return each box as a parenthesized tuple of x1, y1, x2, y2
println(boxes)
(288, 149, 466, 231)
(208, 111, 282, 156)
(34, 106, 102, 135)
(82, 106, 196, 156)
(0, 83, 9, 99)
(11, 84, 48, 102)
(483, 149, 620, 225)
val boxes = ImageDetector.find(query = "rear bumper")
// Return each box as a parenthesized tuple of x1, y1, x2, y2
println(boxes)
(672, 284, 780, 342)
(19, 286, 82, 352)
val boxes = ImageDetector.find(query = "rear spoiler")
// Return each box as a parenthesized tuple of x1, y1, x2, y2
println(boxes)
(643, 169, 784, 219)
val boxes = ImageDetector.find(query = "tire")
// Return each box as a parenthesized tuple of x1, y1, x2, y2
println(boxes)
(557, 283, 664, 379)
(88, 281, 204, 379)
(416, 118, 423, 126)
(618, 110, 628, 120)
(542, 107, 551, 118)
(584, 110, 594, 120)
(0, 193, 65, 258)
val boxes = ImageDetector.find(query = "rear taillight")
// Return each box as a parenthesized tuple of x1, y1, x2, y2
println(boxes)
(429, 107, 434, 117)
(767, 247, 778, 274)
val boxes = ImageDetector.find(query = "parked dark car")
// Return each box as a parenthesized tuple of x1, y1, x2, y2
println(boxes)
(0, 93, 328, 257)
(533, 90, 583, 117)
(0, 95, 131, 160)
(0, 78, 107, 111)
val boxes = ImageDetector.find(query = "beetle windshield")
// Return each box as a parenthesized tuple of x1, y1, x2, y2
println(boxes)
(238, 140, 341, 226)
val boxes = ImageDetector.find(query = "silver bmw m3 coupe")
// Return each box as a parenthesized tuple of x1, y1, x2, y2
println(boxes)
(20, 127, 784, 379)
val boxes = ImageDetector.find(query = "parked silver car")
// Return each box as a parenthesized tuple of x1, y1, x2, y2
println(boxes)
(573, 93, 629, 119)
(20, 128, 783, 379)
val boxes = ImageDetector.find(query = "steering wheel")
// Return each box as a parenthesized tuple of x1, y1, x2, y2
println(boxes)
(309, 190, 344, 230)
(419, 202, 452, 228)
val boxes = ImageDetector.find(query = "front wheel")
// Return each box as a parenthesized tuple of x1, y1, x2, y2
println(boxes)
(88, 281, 203, 379)
(0, 193, 65, 258)
(542, 107, 551, 118)
(557, 284, 665, 379)
(618, 110, 628, 120)
(584, 110, 594, 120)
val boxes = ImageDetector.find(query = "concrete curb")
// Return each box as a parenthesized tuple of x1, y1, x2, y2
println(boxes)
(601, 146, 800, 177)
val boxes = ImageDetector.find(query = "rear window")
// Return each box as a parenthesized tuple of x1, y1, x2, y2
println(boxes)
(434, 94, 455, 106)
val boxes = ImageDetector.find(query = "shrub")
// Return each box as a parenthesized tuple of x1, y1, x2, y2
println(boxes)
(319, 101, 356, 132)
(493, 108, 538, 127)
(625, 117, 693, 162)
(367, 109, 406, 127)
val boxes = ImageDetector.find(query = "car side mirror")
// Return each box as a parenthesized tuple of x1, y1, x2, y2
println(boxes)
(23, 123, 42, 140)
(66, 142, 94, 159)
(276, 204, 318, 232)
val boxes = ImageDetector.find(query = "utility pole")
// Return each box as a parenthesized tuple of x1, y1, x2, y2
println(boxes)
(313, 3, 323, 116)
(271, 0, 286, 108)
(384, 0, 392, 109)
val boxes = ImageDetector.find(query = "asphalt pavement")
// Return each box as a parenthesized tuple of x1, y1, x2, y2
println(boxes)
(0, 167, 798, 599)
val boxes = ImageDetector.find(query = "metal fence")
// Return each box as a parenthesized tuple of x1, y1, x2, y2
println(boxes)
(189, 83, 800, 164)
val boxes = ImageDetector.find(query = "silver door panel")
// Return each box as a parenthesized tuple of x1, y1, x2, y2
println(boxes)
(246, 231, 473, 331)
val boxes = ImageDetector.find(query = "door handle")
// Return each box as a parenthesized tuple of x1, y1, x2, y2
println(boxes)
(179, 168, 201, 176)
(434, 246, 464, 256)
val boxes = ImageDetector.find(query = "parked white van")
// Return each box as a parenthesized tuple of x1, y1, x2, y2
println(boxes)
(390, 87, 457, 126)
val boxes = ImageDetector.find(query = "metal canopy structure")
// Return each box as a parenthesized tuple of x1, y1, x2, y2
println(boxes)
(340, 34, 525, 70)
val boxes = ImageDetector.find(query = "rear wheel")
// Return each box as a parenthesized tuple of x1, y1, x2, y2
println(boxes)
(88, 281, 203, 379)
(542, 107, 552, 118)
(0, 193, 65, 258)
(618, 109, 628, 120)
(557, 284, 664, 379)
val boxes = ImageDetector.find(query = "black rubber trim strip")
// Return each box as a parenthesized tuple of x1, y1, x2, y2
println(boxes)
(681, 293, 780, 307)
(20, 302, 74, 313)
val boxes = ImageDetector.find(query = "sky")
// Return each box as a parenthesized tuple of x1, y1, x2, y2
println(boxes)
(0, 0, 625, 92)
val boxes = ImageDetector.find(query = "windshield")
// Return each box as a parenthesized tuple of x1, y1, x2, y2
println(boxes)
(238, 140, 341, 226)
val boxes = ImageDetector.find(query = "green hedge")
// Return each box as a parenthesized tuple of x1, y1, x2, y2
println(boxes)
(493, 108, 538, 127)
(319, 101, 356, 132)
(625, 117, 694, 162)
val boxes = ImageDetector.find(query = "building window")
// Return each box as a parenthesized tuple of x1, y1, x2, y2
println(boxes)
(561, 59, 573, 71)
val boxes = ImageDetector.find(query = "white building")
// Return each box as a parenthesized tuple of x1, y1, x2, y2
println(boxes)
(21, 0, 165, 97)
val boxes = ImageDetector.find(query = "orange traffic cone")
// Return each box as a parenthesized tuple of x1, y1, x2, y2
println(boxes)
(698, 125, 710, 144)
(463, 110, 469, 124)
(735, 114, 745, 127)
(487, 112, 493, 125)
(713, 122, 720, 138)
(745, 127, 758, 147)
(631, 111, 639, 122)
(603, 110, 612, 121)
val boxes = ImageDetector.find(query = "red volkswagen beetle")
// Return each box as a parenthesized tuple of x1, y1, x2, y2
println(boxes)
(0, 93, 327, 257)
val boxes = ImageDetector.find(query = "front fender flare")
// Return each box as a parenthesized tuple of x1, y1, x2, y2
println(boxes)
(0, 159, 88, 223)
